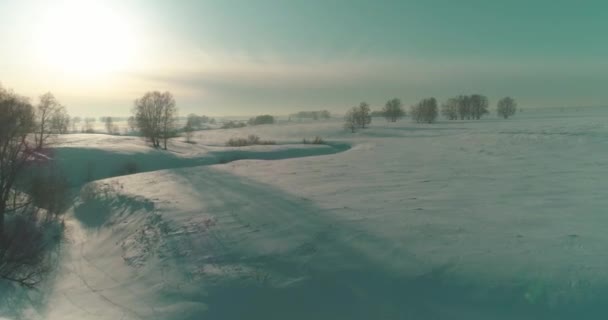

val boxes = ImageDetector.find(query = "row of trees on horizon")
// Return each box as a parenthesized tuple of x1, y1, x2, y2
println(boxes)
(345, 95, 518, 131)
(0, 85, 521, 154)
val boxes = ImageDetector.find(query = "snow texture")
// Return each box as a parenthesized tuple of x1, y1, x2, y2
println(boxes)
(3, 108, 608, 319)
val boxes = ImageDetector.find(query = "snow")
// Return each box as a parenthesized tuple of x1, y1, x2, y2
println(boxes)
(4, 108, 608, 319)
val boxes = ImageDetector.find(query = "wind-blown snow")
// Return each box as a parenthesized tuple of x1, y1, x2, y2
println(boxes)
(5, 108, 608, 319)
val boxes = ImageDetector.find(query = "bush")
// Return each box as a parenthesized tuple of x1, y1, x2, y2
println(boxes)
(226, 135, 276, 147)
(302, 136, 325, 144)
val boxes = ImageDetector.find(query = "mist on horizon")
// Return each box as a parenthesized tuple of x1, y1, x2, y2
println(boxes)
(2, 0, 608, 116)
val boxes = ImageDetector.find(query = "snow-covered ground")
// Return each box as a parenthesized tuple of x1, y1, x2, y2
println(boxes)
(5, 108, 608, 319)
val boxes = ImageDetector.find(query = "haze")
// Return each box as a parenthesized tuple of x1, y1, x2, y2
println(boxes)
(2, 0, 608, 116)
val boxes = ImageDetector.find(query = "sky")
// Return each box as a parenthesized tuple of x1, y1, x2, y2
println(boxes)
(1, 0, 608, 116)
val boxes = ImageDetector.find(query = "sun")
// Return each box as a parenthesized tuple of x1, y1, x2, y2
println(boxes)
(34, 0, 137, 76)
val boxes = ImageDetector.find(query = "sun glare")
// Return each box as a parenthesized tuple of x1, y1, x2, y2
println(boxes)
(34, 0, 136, 77)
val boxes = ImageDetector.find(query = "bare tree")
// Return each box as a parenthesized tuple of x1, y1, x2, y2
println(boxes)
(441, 98, 459, 120)
(133, 91, 178, 149)
(497, 97, 517, 119)
(354, 102, 372, 128)
(0, 87, 35, 236)
(104, 117, 119, 135)
(456, 95, 471, 120)
(382, 98, 405, 122)
(50, 107, 70, 134)
(411, 97, 438, 123)
(34, 93, 63, 149)
(127, 116, 137, 133)
(0, 87, 67, 288)
(344, 107, 358, 133)
(469, 94, 489, 120)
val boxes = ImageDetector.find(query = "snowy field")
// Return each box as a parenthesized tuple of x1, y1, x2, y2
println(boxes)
(4, 107, 608, 319)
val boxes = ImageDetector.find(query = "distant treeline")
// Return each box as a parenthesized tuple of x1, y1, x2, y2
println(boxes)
(347, 95, 518, 132)
(290, 110, 331, 120)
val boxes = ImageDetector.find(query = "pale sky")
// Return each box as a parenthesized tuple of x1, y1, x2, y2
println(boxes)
(1, 0, 608, 116)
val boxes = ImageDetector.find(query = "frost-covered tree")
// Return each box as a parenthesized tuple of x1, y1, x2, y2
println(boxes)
(411, 97, 438, 123)
(382, 98, 405, 122)
(497, 97, 517, 119)
(133, 91, 178, 149)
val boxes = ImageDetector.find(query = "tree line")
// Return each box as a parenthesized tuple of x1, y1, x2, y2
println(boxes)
(289, 110, 331, 121)
(345, 95, 518, 131)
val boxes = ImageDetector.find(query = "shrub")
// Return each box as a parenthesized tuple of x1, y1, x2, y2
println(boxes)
(302, 136, 325, 144)
(226, 135, 276, 147)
